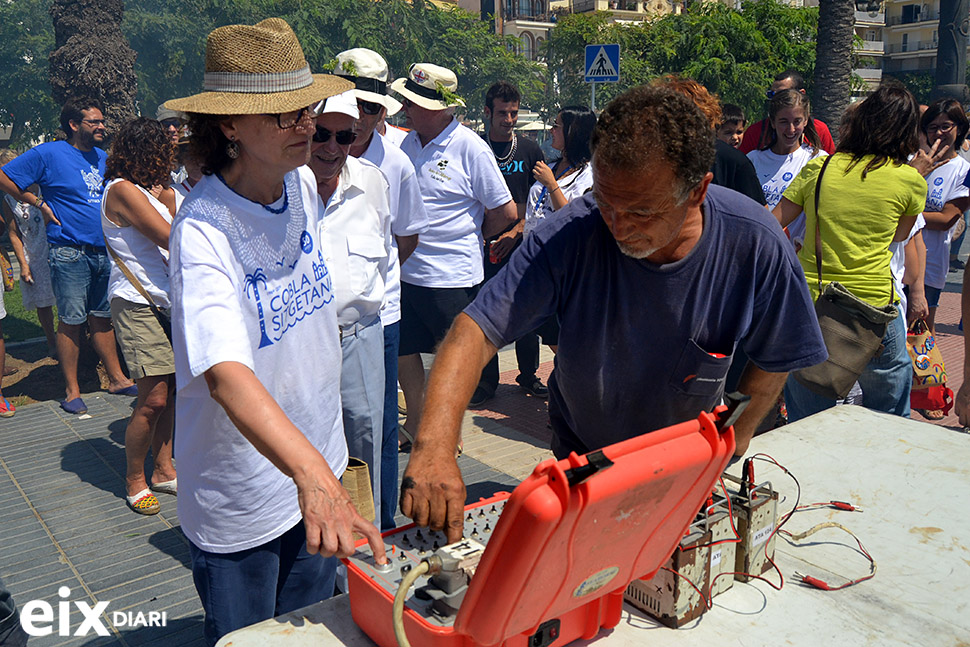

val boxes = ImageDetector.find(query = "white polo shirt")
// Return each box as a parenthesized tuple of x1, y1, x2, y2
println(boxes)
(359, 132, 430, 326)
(399, 118, 512, 288)
(383, 124, 409, 148)
(318, 156, 393, 328)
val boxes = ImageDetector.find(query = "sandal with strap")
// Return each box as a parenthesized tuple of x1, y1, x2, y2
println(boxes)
(915, 408, 946, 421)
(126, 489, 160, 515)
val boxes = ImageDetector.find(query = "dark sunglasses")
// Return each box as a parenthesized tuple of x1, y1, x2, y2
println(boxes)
(160, 119, 182, 129)
(358, 100, 383, 116)
(313, 126, 357, 145)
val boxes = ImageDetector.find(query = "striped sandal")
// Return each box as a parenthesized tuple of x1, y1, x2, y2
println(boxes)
(126, 489, 160, 515)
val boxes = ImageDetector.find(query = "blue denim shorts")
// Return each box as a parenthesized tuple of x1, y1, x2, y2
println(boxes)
(48, 245, 111, 325)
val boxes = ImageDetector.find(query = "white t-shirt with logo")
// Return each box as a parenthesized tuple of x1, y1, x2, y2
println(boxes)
(524, 163, 593, 236)
(170, 166, 347, 553)
(747, 146, 826, 247)
(399, 119, 512, 288)
(922, 155, 970, 289)
(359, 132, 430, 326)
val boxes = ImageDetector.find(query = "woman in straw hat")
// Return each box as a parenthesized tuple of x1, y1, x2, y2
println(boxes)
(164, 18, 386, 644)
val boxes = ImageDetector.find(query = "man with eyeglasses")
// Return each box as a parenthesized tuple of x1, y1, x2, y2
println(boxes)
(309, 90, 394, 526)
(0, 96, 136, 414)
(390, 63, 516, 457)
(738, 70, 836, 155)
(336, 48, 430, 530)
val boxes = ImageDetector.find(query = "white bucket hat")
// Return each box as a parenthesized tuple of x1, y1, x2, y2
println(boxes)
(390, 63, 465, 111)
(334, 48, 403, 117)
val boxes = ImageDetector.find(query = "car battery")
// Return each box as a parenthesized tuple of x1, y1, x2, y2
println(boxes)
(624, 519, 711, 628)
(345, 398, 746, 647)
(723, 475, 779, 583)
(704, 497, 738, 597)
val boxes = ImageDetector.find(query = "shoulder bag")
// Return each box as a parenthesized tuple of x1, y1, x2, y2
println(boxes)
(792, 155, 899, 400)
(104, 237, 172, 342)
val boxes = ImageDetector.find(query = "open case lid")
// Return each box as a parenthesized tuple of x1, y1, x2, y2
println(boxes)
(454, 400, 741, 646)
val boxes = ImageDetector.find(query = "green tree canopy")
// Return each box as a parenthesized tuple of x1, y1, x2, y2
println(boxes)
(0, 0, 59, 146)
(125, 0, 543, 124)
(542, 1, 818, 122)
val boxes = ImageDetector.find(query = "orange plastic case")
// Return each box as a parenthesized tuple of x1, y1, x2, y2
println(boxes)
(346, 404, 738, 647)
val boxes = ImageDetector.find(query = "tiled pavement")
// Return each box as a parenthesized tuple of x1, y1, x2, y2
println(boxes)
(0, 349, 543, 646)
(1, 260, 965, 646)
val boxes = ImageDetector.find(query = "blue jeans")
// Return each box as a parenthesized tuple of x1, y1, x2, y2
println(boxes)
(189, 521, 337, 646)
(381, 321, 400, 531)
(786, 304, 911, 421)
(48, 244, 111, 324)
(0, 574, 27, 647)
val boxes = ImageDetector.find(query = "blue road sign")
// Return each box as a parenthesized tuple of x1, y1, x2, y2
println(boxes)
(585, 44, 620, 83)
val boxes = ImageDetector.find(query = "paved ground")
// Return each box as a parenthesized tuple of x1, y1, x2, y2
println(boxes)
(0, 346, 549, 647)
(0, 262, 965, 646)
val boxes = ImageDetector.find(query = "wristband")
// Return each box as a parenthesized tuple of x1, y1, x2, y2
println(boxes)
(33, 196, 43, 208)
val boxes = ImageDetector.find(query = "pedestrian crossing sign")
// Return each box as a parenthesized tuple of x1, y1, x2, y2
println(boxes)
(585, 44, 620, 83)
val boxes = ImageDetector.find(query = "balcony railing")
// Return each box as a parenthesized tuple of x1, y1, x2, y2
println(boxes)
(855, 10, 886, 23)
(888, 11, 939, 26)
(853, 68, 883, 80)
(503, 9, 555, 22)
(856, 40, 885, 53)
(888, 39, 938, 52)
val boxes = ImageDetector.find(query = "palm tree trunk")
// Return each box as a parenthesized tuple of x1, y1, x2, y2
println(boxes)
(812, 0, 855, 140)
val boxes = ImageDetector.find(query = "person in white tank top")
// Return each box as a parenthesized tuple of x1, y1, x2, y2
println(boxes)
(101, 117, 179, 516)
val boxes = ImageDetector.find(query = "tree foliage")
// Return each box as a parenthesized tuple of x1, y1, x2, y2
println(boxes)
(0, 0, 59, 146)
(124, 0, 544, 122)
(542, 1, 817, 121)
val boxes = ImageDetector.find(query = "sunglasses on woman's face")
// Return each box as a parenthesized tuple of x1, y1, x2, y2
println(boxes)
(358, 100, 383, 116)
(312, 125, 357, 145)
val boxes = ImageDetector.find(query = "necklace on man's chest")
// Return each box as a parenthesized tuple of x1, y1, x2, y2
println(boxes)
(493, 134, 517, 167)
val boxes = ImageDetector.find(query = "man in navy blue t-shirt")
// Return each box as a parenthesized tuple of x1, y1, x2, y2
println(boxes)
(398, 85, 827, 542)
(0, 97, 135, 414)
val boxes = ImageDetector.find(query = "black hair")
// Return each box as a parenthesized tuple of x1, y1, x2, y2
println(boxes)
(592, 86, 715, 202)
(60, 96, 104, 140)
(484, 81, 520, 112)
(837, 81, 920, 179)
(719, 104, 745, 127)
(761, 89, 820, 152)
(559, 105, 596, 167)
(920, 97, 970, 149)
(774, 69, 805, 90)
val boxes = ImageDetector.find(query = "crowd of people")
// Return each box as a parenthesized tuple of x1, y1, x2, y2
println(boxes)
(2, 16, 970, 647)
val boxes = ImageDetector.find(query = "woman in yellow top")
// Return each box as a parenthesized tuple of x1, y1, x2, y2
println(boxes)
(773, 83, 927, 422)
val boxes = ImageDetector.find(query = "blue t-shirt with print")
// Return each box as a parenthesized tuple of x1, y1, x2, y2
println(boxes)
(465, 185, 827, 456)
(2, 140, 107, 248)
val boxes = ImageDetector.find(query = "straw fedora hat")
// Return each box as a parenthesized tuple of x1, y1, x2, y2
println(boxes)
(333, 49, 403, 117)
(390, 63, 465, 111)
(164, 18, 352, 115)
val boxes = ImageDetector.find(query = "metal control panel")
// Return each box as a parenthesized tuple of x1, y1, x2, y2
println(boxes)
(346, 496, 508, 627)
